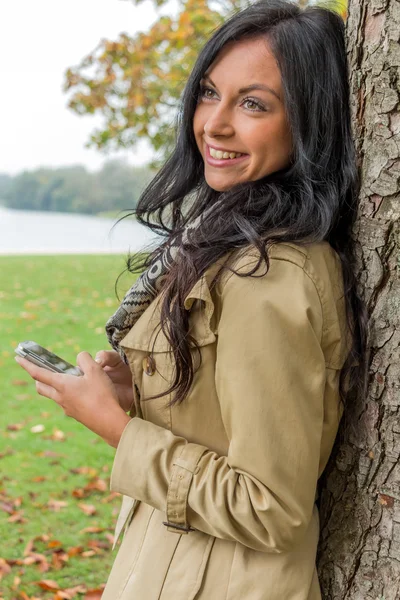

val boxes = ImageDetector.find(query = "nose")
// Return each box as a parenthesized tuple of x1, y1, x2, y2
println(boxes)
(203, 103, 234, 139)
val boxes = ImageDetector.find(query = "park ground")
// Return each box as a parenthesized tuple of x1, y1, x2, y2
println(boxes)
(0, 255, 138, 600)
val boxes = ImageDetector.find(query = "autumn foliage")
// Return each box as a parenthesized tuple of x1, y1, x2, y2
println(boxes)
(64, 0, 347, 160)
(64, 0, 225, 157)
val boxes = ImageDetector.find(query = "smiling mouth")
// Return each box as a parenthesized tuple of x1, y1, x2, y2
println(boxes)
(205, 144, 249, 167)
(209, 147, 243, 160)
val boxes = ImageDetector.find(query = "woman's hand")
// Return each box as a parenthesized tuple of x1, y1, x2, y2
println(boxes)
(15, 352, 131, 448)
(94, 350, 134, 413)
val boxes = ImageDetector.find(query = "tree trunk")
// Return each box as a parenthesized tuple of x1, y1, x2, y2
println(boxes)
(316, 0, 400, 598)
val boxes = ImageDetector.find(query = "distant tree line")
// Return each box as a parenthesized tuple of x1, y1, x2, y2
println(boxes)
(0, 160, 153, 215)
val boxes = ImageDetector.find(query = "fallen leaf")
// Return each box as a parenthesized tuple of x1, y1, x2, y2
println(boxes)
(8, 510, 26, 523)
(51, 429, 66, 441)
(23, 552, 49, 572)
(47, 499, 68, 511)
(12, 379, 29, 386)
(84, 585, 105, 599)
(24, 538, 35, 556)
(31, 424, 45, 433)
(65, 584, 86, 595)
(101, 492, 120, 503)
(1, 501, 14, 514)
(0, 557, 12, 578)
(54, 592, 73, 600)
(80, 526, 104, 534)
(52, 550, 69, 570)
(88, 539, 108, 550)
(70, 466, 97, 476)
(86, 478, 107, 493)
(7, 423, 24, 431)
(56, 584, 87, 599)
(36, 579, 59, 591)
(72, 477, 108, 499)
(39, 450, 65, 458)
(78, 503, 96, 516)
(67, 546, 84, 557)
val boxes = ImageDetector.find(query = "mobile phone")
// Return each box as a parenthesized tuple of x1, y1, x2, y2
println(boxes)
(15, 341, 83, 376)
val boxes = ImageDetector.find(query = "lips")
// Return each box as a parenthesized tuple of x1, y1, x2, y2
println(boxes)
(205, 144, 249, 168)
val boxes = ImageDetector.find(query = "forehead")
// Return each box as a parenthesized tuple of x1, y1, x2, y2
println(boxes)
(204, 37, 282, 91)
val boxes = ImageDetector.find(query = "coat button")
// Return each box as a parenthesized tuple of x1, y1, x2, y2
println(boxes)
(142, 355, 156, 376)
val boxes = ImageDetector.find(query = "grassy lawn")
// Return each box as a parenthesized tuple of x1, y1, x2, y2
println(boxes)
(0, 255, 139, 600)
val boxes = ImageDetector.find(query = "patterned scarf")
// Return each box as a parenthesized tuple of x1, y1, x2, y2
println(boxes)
(105, 200, 221, 363)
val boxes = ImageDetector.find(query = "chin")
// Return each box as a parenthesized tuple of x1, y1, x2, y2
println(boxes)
(205, 176, 237, 192)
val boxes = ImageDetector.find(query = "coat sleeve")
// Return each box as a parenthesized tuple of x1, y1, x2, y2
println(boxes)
(110, 257, 327, 553)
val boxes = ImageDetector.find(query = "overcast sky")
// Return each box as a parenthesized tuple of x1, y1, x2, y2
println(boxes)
(0, 0, 174, 175)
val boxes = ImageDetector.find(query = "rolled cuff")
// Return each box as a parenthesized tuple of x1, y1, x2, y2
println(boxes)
(110, 417, 207, 534)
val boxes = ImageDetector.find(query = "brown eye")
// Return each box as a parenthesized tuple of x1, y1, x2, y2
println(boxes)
(245, 100, 257, 110)
(200, 86, 217, 100)
(242, 98, 266, 112)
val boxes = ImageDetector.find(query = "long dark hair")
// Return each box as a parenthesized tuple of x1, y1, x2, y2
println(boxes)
(121, 0, 368, 410)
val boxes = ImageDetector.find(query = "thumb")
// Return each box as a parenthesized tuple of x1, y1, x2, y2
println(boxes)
(76, 351, 98, 372)
(94, 350, 122, 369)
(94, 350, 106, 365)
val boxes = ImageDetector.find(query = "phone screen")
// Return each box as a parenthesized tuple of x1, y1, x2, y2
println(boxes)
(16, 341, 83, 376)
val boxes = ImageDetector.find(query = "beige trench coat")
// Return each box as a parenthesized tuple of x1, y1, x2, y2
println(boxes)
(102, 241, 350, 600)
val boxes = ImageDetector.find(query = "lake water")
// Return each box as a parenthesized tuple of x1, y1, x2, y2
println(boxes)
(0, 207, 162, 254)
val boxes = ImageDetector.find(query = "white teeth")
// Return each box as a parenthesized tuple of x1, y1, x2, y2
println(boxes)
(209, 147, 243, 160)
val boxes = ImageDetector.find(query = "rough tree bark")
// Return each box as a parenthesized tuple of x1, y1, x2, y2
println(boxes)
(316, 0, 400, 598)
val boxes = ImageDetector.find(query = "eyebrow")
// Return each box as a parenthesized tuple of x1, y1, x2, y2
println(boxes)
(202, 74, 281, 102)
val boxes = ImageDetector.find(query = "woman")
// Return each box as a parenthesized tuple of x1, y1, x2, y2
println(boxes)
(16, 1, 367, 598)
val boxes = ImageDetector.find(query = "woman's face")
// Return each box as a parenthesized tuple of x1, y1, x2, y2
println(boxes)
(193, 37, 293, 192)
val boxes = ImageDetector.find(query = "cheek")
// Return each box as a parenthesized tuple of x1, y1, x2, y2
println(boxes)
(251, 121, 291, 160)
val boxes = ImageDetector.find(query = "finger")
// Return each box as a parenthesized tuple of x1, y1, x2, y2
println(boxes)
(94, 352, 104, 365)
(15, 356, 61, 388)
(76, 351, 99, 373)
(95, 350, 121, 368)
(36, 380, 58, 401)
(94, 350, 107, 366)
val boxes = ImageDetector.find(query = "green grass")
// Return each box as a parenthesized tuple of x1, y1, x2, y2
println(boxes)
(0, 255, 139, 600)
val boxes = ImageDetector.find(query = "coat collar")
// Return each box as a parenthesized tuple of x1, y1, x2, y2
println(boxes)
(120, 257, 228, 353)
